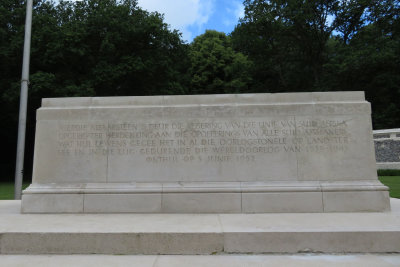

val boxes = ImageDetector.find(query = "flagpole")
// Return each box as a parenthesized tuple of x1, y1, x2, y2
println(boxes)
(15, 0, 33, 199)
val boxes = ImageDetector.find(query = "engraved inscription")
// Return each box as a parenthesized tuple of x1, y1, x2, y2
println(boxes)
(56, 118, 351, 163)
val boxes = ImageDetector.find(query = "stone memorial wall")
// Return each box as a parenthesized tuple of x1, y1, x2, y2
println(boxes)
(373, 129, 400, 169)
(21, 92, 390, 213)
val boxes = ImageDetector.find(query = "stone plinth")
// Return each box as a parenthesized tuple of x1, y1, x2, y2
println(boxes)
(3, 199, 400, 254)
(21, 92, 390, 213)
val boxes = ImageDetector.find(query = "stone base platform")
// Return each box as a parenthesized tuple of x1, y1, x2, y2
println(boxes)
(21, 181, 390, 213)
(1, 199, 400, 255)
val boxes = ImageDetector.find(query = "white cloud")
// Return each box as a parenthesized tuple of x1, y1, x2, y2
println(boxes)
(137, 0, 215, 42)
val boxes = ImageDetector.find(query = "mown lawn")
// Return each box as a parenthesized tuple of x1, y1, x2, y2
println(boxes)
(0, 183, 30, 200)
(0, 178, 399, 200)
(379, 176, 400, 199)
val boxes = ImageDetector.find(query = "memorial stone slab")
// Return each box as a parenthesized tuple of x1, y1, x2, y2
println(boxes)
(21, 92, 390, 213)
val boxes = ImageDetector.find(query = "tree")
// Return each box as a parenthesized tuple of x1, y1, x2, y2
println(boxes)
(329, 0, 400, 129)
(189, 30, 252, 94)
(232, 0, 343, 91)
(231, 0, 400, 128)
(0, 0, 27, 181)
(26, 0, 190, 98)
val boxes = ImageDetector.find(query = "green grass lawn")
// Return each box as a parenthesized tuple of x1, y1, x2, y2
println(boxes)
(0, 183, 30, 200)
(0, 178, 399, 200)
(379, 176, 400, 199)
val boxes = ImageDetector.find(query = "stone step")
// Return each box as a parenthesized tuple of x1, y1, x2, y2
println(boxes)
(1, 254, 400, 267)
(1, 199, 400, 255)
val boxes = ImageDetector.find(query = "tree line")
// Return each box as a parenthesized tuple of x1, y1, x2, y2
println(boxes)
(0, 0, 399, 181)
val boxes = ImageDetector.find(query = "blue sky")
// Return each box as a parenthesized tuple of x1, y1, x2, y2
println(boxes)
(137, 0, 244, 43)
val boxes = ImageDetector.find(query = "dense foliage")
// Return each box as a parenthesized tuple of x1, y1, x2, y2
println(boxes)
(189, 30, 252, 94)
(0, 0, 399, 181)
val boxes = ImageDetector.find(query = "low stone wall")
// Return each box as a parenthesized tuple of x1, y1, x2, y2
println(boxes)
(373, 129, 400, 169)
